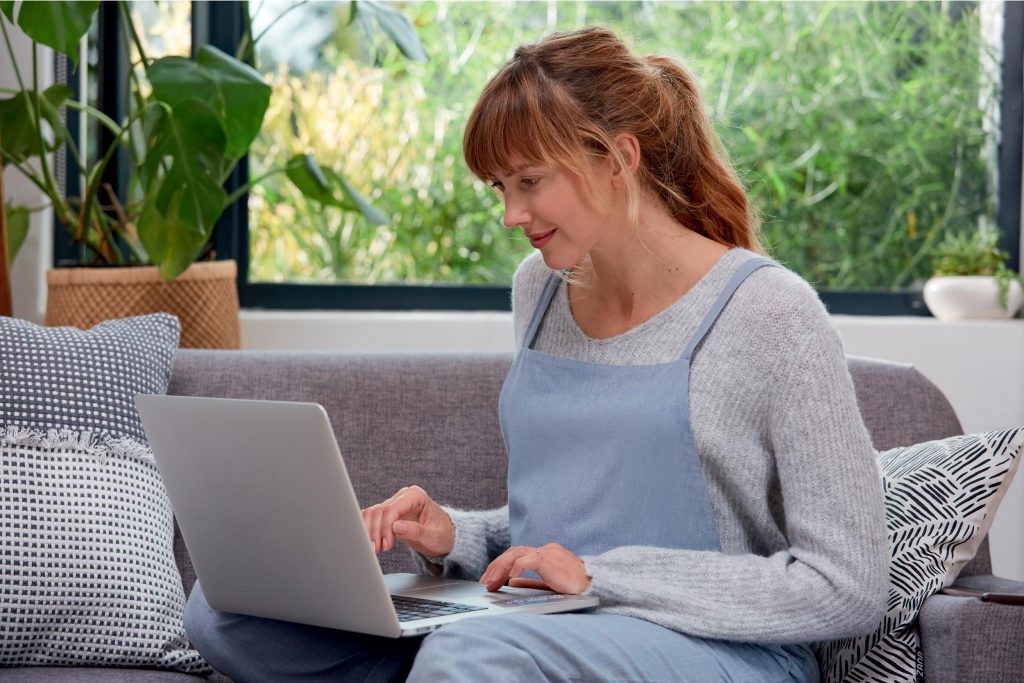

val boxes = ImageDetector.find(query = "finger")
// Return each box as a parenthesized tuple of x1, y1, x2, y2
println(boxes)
(379, 508, 401, 552)
(368, 508, 383, 554)
(508, 553, 542, 579)
(360, 507, 376, 548)
(507, 578, 551, 590)
(481, 547, 535, 591)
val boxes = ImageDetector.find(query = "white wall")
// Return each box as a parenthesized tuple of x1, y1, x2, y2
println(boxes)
(1, 16, 51, 323)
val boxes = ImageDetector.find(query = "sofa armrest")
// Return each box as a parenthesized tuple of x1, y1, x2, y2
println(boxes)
(919, 575, 1024, 683)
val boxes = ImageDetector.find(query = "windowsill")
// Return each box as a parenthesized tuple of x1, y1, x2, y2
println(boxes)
(240, 308, 1024, 354)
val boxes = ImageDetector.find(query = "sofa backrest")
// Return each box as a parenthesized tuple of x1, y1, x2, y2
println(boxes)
(167, 350, 983, 597)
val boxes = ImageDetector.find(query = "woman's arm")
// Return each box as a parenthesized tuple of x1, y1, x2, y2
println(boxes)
(581, 317, 889, 644)
(411, 505, 510, 580)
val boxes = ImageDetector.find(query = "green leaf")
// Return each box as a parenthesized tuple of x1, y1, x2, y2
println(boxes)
(325, 167, 388, 225)
(196, 46, 271, 159)
(5, 202, 30, 264)
(137, 184, 204, 281)
(149, 46, 271, 161)
(0, 88, 69, 161)
(355, 1, 428, 63)
(0, 2, 15, 22)
(285, 154, 349, 208)
(15, 1, 98, 66)
(137, 101, 228, 280)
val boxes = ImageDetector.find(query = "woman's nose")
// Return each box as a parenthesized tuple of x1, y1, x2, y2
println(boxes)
(502, 200, 529, 229)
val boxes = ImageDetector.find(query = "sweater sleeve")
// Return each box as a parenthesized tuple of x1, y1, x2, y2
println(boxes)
(410, 505, 510, 580)
(579, 303, 889, 644)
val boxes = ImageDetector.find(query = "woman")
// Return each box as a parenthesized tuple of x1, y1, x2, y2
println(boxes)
(185, 27, 887, 682)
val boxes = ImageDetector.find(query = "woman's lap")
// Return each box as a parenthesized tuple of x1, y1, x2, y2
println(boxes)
(185, 581, 818, 683)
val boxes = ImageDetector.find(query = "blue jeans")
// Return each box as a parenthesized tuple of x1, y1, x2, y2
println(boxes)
(185, 581, 820, 683)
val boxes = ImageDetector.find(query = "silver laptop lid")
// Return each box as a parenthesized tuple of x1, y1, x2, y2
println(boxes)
(135, 394, 403, 638)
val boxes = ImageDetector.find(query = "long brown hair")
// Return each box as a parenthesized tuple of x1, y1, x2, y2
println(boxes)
(463, 27, 763, 253)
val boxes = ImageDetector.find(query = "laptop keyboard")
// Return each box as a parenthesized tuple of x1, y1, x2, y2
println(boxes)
(391, 595, 487, 621)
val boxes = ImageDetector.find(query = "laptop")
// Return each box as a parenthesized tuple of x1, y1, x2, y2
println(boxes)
(134, 394, 598, 638)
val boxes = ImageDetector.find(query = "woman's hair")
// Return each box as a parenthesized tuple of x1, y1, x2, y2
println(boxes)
(463, 26, 764, 254)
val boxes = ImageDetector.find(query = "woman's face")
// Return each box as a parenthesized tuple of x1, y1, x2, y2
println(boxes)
(490, 157, 617, 271)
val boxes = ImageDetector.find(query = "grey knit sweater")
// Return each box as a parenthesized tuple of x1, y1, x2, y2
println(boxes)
(414, 248, 888, 645)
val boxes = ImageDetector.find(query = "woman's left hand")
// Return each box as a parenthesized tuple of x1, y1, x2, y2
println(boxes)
(480, 543, 591, 594)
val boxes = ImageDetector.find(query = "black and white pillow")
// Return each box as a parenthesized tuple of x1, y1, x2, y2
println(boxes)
(0, 314, 178, 443)
(815, 428, 1024, 683)
(0, 314, 209, 672)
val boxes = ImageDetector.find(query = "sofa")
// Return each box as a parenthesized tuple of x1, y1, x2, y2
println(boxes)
(2, 349, 1022, 682)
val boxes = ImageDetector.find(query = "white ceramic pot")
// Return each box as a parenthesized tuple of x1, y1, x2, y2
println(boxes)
(922, 275, 1023, 320)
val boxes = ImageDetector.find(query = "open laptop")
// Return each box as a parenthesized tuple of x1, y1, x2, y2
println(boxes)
(134, 394, 598, 638)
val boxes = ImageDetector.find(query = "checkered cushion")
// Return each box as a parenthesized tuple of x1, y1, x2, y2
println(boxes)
(0, 314, 179, 442)
(0, 314, 209, 672)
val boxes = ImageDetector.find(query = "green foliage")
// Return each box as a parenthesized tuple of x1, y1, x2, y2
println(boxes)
(9, 0, 97, 66)
(249, 0, 998, 291)
(0, 1, 421, 279)
(4, 202, 29, 265)
(931, 225, 1023, 310)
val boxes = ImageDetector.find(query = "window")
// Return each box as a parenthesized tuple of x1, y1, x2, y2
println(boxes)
(71, 1, 1024, 314)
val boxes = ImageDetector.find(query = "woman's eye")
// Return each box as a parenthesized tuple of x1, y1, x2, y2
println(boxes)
(521, 177, 540, 188)
(489, 181, 504, 194)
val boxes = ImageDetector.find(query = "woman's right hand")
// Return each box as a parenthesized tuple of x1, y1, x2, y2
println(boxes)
(360, 485, 455, 558)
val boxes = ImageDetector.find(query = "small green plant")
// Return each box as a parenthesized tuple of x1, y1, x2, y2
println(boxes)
(931, 225, 1024, 310)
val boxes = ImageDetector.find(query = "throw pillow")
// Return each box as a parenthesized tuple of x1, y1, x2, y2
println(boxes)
(814, 427, 1024, 683)
(0, 314, 209, 672)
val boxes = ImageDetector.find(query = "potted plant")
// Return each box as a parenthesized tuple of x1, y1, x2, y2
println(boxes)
(922, 224, 1024, 320)
(0, 0, 420, 347)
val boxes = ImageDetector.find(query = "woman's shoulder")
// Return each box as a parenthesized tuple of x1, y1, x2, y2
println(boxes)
(509, 252, 554, 349)
(730, 248, 834, 336)
(511, 251, 553, 315)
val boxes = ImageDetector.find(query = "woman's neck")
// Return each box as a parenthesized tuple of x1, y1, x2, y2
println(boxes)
(570, 213, 732, 330)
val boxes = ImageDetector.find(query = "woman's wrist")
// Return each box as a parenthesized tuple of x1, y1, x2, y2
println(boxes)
(425, 513, 457, 564)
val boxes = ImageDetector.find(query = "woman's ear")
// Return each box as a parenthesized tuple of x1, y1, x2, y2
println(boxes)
(610, 133, 641, 186)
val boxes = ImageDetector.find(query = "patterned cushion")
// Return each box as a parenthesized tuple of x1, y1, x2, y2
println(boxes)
(815, 428, 1024, 683)
(0, 315, 178, 442)
(0, 314, 209, 672)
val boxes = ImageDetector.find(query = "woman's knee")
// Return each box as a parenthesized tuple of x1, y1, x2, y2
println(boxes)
(183, 581, 251, 674)
(408, 616, 546, 682)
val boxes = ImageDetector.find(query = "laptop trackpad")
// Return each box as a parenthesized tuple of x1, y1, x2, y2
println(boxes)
(384, 573, 547, 602)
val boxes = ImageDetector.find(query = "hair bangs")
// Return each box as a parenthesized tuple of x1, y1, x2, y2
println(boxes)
(463, 61, 590, 184)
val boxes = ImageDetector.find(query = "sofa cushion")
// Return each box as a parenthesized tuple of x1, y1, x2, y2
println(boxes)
(815, 427, 1024, 683)
(0, 315, 208, 673)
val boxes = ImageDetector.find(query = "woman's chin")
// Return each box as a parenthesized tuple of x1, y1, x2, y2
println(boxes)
(536, 245, 585, 272)
(539, 252, 576, 271)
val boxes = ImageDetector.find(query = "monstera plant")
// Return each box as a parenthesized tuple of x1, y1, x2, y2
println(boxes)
(0, 0, 419, 281)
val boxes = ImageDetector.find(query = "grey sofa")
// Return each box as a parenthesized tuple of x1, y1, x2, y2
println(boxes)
(3, 350, 1022, 682)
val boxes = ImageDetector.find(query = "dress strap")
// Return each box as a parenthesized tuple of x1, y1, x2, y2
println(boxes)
(522, 273, 562, 350)
(680, 257, 778, 361)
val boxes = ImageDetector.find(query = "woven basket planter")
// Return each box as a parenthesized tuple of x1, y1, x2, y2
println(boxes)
(45, 260, 241, 349)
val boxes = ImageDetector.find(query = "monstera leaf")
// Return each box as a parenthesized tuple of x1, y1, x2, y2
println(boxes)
(0, 86, 73, 162)
(285, 154, 388, 225)
(137, 102, 228, 280)
(4, 1, 98, 65)
(148, 45, 272, 162)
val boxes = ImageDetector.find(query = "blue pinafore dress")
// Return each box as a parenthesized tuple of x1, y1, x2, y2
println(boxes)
(495, 256, 821, 681)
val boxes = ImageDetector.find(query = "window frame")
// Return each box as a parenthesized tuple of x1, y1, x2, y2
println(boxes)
(61, 0, 1024, 315)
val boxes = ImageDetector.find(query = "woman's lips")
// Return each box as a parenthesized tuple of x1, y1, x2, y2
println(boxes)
(529, 230, 555, 248)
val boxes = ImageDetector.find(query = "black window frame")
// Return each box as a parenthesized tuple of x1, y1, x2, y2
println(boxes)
(60, 0, 1024, 315)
